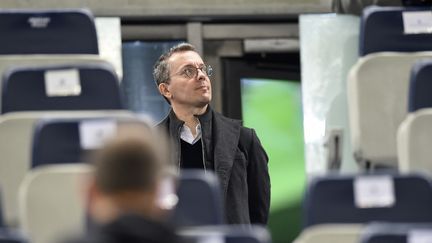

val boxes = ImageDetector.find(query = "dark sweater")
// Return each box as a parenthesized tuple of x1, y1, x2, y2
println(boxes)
(180, 139, 204, 169)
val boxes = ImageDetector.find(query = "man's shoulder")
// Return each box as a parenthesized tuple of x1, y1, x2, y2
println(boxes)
(212, 110, 242, 126)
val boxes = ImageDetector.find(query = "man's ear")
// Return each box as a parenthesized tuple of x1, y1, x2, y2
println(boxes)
(158, 83, 171, 99)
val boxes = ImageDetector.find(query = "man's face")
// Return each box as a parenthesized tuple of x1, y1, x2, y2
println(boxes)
(162, 50, 212, 108)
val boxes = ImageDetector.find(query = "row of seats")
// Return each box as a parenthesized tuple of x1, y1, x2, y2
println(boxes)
(347, 6, 432, 171)
(0, 8, 271, 243)
(297, 4, 432, 243)
(296, 223, 432, 243)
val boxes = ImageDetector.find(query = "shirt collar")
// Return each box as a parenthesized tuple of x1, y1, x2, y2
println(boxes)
(180, 122, 202, 145)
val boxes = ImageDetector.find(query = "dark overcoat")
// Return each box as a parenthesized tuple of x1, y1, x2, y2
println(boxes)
(157, 107, 270, 224)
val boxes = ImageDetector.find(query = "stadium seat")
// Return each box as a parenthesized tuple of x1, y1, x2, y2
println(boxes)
(293, 224, 362, 243)
(179, 225, 272, 243)
(0, 9, 98, 54)
(408, 60, 432, 112)
(360, 222, 432, 243)
(347, 52, 432, 169)
(360, 6, 432, 56)
(0, 110, 134, 226)
(170, 169, 225, 227)
(398, 109, 432, 174)
(303, 173, 432, 227)
(0, 228, 28, 243)
(0, 55, 108, 110)
(1, 63, 123, 114)
(31, 117, 153, 168)
(18, 164, 92, 243)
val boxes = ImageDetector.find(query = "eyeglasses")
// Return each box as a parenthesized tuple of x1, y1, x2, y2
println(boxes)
(173, 65, 213, 79)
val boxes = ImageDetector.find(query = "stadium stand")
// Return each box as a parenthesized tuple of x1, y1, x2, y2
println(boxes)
(360, 223, 432, 243)
(170, 169, 225, 227)
(293, 224, 362, 243)
(407, 60, 432, 112)
(360, 6, 432, 56)
(1, 63, 123, 114)
(347, 52, 432, 169)
(0, 9, 98, 54)
(303, 173, 432, 227)
(0, 228, 28, 243)
(179, 225, 272, 243)
(398, 109, 432, 174)
(0, 111, 134, 226)
(18, 164, 92, 243)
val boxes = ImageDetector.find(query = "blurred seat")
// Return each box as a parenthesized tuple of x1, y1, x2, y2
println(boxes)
(171, 169, 225, 227)
(293, 224, 362, 243)
(1, 63, 122, 114)
(179, 225, 271, 243)
(18, 164, 92, 243)
(347, 52, 432, 169)
(0, 228, 28, 243)
(0, 55, 108, 110)
(0, 110, 134, 226)
(398, 109, 432, 174)
(360, 222, 432, 243)
(408, 60, 432, 112)
(360, 6, 432, 56)
(303, 173, 432, 227)
(31, 117, 153, 168)
(0, 9, 98, 55)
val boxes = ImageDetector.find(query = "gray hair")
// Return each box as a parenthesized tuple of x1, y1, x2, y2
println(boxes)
(153, 42, 197, 86)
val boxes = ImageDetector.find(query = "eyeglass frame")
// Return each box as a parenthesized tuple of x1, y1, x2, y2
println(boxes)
(170, 64, 213, 80)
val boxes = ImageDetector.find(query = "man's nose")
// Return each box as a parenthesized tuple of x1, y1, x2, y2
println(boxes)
(196, 68, 206, 80)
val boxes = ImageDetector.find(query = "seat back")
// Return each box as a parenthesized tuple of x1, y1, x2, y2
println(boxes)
(0, 55, 107, 110)
(347, 52, 432, 168)
(398, 109, 432, 174)
(360, 223, 432, 243)
(171, 170, 225, 227)
(0, 110, 134, 226)
(293, 224, 363, 243)
(2, 63, 122, 114)
(408, 60, 432, 112)
(0, 9, 98, 54)
(18, 164, 92, 243)
(179, 225, 271, 243)
(303, 173, 432, 227)
(0, 228, 28, 243)
(31, 117, 150, 168)
(360, 6, 432, 56)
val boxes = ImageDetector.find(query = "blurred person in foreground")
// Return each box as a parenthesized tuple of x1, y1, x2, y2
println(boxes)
(69, 122, 183, 243)
(154, 43, 270, 225)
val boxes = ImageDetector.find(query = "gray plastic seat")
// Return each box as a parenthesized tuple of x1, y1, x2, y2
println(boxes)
(0, 110, 134, 226)
(171, 170, 225, 227)
(0, 9, 98, 54)
(1, 63, 123, 114)
(347, 52, 432, 169)
(179, 225, 271, 243)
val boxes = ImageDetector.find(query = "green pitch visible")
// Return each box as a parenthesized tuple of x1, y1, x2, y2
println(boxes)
(241, 79, 305, 243)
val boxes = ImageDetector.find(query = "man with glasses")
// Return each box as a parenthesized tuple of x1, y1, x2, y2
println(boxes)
(153, 43, 270, 225)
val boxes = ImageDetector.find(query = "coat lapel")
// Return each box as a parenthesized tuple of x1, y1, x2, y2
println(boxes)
(212, 112, 241, 196)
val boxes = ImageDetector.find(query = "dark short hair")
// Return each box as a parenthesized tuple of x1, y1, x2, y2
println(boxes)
(153, 42, 197, 86)
(90, 122, 170, 194)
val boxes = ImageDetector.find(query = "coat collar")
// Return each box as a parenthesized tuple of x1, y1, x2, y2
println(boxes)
(158, 106, 242, 195)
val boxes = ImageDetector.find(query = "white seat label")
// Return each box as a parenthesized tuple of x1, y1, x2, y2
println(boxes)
(44, 69, 81, 97)
(198, 234, 225, 243)
(403, 11, 432, 34)
(79, 120, 117, 150)
(408, 230, 432, 243)
(354, 175, 395, 208)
